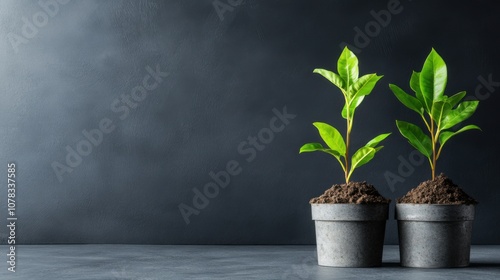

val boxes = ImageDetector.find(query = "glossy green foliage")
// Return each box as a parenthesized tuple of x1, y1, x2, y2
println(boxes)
(300, 47, 390, 183)
(389, 49, 481, 179)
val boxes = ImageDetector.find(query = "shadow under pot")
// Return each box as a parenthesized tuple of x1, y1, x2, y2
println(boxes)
(395, 204, 475, 268)
(311, 203, 389, 267)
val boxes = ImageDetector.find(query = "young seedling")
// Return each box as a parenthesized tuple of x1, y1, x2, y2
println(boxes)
(389, 48, 480, 180)
(299, 47, 391, 183)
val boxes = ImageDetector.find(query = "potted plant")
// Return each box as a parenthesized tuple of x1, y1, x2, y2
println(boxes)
(300, 46, 391, 267)
(389, 48, 480, 268)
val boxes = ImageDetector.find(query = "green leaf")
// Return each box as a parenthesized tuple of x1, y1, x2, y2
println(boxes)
(410, 71, 421, 93)
(420, 49, 448, 107)
(350, 73, 383, 100)
(447, 91, 466, 108)
(411, 71, 430, 113)
(341, 74, 382, 119)
(299, 143, 326, 153)
(341, 96, 364, 119)
(439, 125, 481, 148)
(389, 84, 424, 115)
(431, 98, 452, 128)
(313, 68, 345, 92)
(441, 101, 479, 130)
(299, 143, 346, 171)
(396, 120, 433, 158)
(365, 133, 391, 148)
(348, 146, 376, 180)
(337, 47, 359, 89)
(312, 122, 346, 156)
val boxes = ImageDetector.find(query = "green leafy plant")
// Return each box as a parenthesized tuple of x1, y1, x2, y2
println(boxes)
(389, 48, 480, 180)
(299, 47, 391, 183)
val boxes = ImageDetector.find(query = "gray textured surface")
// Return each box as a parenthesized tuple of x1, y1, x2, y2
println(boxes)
(312, 203, 388, 266)
(1, 245, 500, 279)
(396, 204, 474, 268)
(312, 203, 389, 221)
(395, 204, 475, 221)
(0, 0, 500, 245)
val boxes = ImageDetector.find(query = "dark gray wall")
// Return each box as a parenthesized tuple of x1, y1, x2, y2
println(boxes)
(0, 0, 499, 245)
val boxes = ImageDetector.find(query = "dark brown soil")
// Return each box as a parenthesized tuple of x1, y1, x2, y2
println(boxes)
(309, 181, 390, 204)
(397, 173, 477, 204)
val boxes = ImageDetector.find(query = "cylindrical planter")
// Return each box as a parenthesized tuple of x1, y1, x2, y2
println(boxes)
(395, 204, 475, 268)
(311, 203, 389, 267)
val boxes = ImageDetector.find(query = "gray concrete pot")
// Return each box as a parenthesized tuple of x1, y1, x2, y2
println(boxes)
(311, 203, 389, 267)
(395, 204, 475, 268)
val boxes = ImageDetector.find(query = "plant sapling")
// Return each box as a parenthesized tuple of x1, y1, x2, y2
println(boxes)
(389, 48, 480, 180)
(300, 47, 391, 183)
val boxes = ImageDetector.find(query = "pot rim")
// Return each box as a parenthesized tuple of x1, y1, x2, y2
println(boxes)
(395, 203, 475, 221)
(311, 203, 389, 221)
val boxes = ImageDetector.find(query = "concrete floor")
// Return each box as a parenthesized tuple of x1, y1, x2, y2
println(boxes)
(0, 245, 499, 279)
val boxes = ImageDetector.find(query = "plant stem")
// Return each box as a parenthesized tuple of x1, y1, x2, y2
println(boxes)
(344, 99, 352, 184)
(421, 115, 431, 133)
(345, 117, 350, 183)
(436, 145, 444, 160)
(429, 116, 436, 180)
